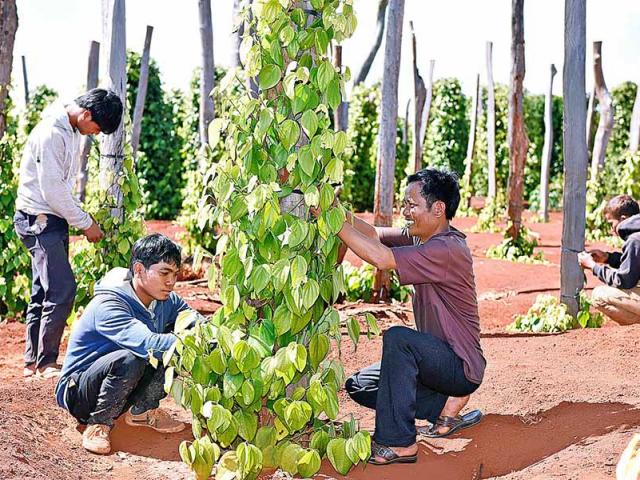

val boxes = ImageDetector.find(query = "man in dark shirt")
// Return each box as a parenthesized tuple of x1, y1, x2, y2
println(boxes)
(331, 168, 486, 465)
(579, 194, 640, 324)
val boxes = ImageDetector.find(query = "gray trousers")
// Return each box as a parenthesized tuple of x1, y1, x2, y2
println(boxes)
(13, 211, 76, 368)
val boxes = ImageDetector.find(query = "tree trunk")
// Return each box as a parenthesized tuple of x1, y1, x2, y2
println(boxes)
(0, 0, 18, 141)
(230, 0, 244, 69)
(486, 40, 497, 200)
(585, 87, 595, 152)
(333, 44, 348, 132)
(131, 25, 153, 160)
(403, 98, 410, 146)
(76, 40, 100, 203)
(21, 55, 29, 105)
(629, 81, 640, 154)
(506, 0, 528, 240)
(539, 63, 557, 222)
(353, 0, 388, 86)
(372, 0, 404, 302)
(100, 0, 127, 221)
(561, 0, 588, 317)
(198, 0, 215, 150)
(421, 59, 435, 156)
(410, 21, 426, 174)
(463, 73, 480, 203)
(590, 41, 614, 181)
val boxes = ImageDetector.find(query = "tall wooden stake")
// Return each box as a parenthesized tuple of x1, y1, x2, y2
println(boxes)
(0, 0, 18, 141)
(486, 41, 497, 199)
(410, 21, 426, 173)
(353, 0, 388, 86)
(100, 0, 127, 221)
(539, 64, 557, 222)
(21, 55, 29, 105)
(198, 0, 215, 150)
(372, 0, 404, 301)
(131, 25, 153, 160)
(463, 73, 480, 206)
(76, 40, 100, 202)
(630, 81, 640, 154)
(506, 0, 528, 240)
(561, 0, 588, 317)
(333, 44, 348, 132)
(590, 41, 614, 181)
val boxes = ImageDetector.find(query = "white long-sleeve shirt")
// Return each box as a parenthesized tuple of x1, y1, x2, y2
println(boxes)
(16, 101, 93, 230)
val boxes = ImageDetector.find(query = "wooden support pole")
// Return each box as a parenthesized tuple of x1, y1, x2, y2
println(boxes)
(561, 0, 588, 317)
(486, 41, 497, 199)
(99, 0, 127, 221)
(198, 0, 215, 150)
(131, 25, 153, 160)
(333, 44, 348, 132)
(21, 55, 29, 105)
(0, 0, 18, 141)
(539, 63, 557, 222)
(353, 0, 388, 86)
(462, 73, 480, 207)
(76, 40, 100, 202)
(410, 21, 426, 174)
(590, 41, 614, 181)
(629, 82, 640, 154)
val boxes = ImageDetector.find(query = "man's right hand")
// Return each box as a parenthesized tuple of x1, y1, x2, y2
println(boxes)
(83, 221, 104, 243)
(588, 249, 609, 264)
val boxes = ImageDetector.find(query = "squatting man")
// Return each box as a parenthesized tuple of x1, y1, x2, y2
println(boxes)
(315, 168, 485, 466)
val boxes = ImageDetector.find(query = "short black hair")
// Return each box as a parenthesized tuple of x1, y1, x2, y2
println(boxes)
(74, 88, 123, 135)
(406, 168, 461, 220)
(604, 194, 640, 220)
(130, 234, 182, 273)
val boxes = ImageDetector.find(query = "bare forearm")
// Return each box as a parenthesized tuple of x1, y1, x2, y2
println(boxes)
(346, 211, 379, 241)
(338, 221, 396, 270)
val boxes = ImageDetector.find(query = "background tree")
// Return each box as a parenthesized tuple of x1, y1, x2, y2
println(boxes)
(630, 80, 640, 154)
(353, 0, 388, 86)
(486, 40, 497, 199)
(539, 64, 557, 222)
(0, 0, 18, 140)
(590, 41, 614, 181)
(198, 0, 215, 149)
(131, 25, 153, 159)
(410, 21, 426, 173)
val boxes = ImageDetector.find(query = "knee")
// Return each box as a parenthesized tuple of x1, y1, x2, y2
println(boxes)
(591, 285, 616, 308)
(112, 351, 147, 379)
(382, 326, 411, 348)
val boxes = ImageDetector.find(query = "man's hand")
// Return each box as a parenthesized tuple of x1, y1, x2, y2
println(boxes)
(83, 220, 104, 243)
(578, 251, 596, 270)
(587, 248, 609, 264)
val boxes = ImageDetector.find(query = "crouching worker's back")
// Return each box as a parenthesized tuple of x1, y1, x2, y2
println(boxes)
(55, 234, 195, 455)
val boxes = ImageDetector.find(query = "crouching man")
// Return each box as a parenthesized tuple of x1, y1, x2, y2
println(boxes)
(579, 194, 640, 324)
(320, 168, 486, 465)
(55, 233, 193, 455)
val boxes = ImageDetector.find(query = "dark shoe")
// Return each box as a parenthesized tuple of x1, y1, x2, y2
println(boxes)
(368, 442, 418, 466)
(124, 408, 185, 433)
(418, 409, 483, 438)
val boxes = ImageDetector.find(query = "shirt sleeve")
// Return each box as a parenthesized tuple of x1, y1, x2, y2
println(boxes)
(164, 293, 196, 332)
(376, 227, 415, 248)
(606, 251, 623, 268)
(391, 238, 450, 286)
(593, 239, 640, 289)
(36, 130, 92, 230)
(95, 299, 177, 359)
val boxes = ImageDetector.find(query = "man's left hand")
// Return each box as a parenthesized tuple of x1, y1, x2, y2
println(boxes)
(578, 251, 596, 270)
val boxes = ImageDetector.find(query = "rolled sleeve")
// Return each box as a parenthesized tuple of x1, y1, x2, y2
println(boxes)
(376, 227, 415, 248)
(392, 239, 450, 286)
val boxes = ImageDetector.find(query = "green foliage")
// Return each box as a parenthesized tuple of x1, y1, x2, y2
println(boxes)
(127, 50, 185, 219)
(471, 193, 505, 233)
(166, 2, 376, 478)
(70, 136, 145, 314)
(607, 81, 637, 161)
(508, 293, 604, 333)
(342, 262, 411, 303)
(0, 137, 31, 317)
(486, 226, 546, 264)
(341, 83, 410, 212)
(22, 85, 59, 136)
(423, 78, 469, 176)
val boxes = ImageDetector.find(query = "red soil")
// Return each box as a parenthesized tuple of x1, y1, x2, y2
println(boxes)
(1, 213, 638, 480)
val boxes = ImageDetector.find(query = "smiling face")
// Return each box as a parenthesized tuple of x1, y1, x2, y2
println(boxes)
(133, 261, 179, 304)
(76, 109, 101, 135)
(402, 181, 448, 242)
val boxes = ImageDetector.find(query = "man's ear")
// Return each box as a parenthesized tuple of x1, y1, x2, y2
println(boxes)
(80, 109, 93, 123)
(132, 262, 145, 277)
(434, 201, 446, 217)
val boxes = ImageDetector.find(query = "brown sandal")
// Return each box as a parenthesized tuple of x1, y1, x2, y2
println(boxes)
(368, 442, 418, 465)
(418, 409, 483, 438)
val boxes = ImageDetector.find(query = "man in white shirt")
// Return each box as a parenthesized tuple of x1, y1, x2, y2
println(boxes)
(13, 88, 123, 379)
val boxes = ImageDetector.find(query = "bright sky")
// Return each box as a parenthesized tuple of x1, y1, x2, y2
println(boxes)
(11, 0, 640, 110)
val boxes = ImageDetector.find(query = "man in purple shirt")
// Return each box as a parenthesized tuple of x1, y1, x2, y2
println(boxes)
(334, 168, 486, 465)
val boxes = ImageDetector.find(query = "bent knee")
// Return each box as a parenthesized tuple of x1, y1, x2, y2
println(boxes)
(382, 325, 413, 345)
(591, 285, 619, 308)
(114, 351, 147, 376)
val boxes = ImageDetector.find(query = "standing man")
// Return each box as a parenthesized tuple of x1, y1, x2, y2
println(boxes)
(321, 168, 485, 465)
(14, 88, 123, 379)
(579, 194, 640, 324)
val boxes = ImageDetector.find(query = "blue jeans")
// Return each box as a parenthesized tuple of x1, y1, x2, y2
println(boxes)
(64, 349, 167, 426)
(13, 211, 76, 368)
(345, 326, 480, 447)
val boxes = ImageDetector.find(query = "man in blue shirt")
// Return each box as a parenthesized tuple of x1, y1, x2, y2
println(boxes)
(56, 234, 194, 454)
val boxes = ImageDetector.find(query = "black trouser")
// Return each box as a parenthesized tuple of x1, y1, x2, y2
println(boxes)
(65, 350, 167, 427)
(345, 326, 480, 447)
(13, 211, 76, 368)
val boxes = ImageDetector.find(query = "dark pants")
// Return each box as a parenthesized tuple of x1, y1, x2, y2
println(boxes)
(13, 211, 76, 368)
(65, 349, 167, 426)
(345, 326, 480, 447)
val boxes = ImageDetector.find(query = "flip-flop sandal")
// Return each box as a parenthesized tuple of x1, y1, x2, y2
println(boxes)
(368, 442, 418, 465)
(418, 409, 483, 438)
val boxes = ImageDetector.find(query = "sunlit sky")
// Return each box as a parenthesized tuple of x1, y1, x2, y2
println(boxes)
(11, 0, 640, 109)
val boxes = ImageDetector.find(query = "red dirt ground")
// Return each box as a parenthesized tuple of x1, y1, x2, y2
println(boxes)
(1, 212, 639, 480)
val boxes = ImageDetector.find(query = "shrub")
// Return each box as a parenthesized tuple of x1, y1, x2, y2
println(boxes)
(23, 85, 58, 136)
(343, 262, 411, 303)
(486, 226, 546, 264)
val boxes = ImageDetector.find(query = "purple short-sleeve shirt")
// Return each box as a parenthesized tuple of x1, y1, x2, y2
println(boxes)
(378, 226, 486, 384)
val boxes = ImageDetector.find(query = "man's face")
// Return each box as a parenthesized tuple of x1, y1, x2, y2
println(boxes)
(604, 212, 625, 237)
(77, 110, 101, 135)
(402, 182, 445, 241)
(134, 261, 179, 301)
